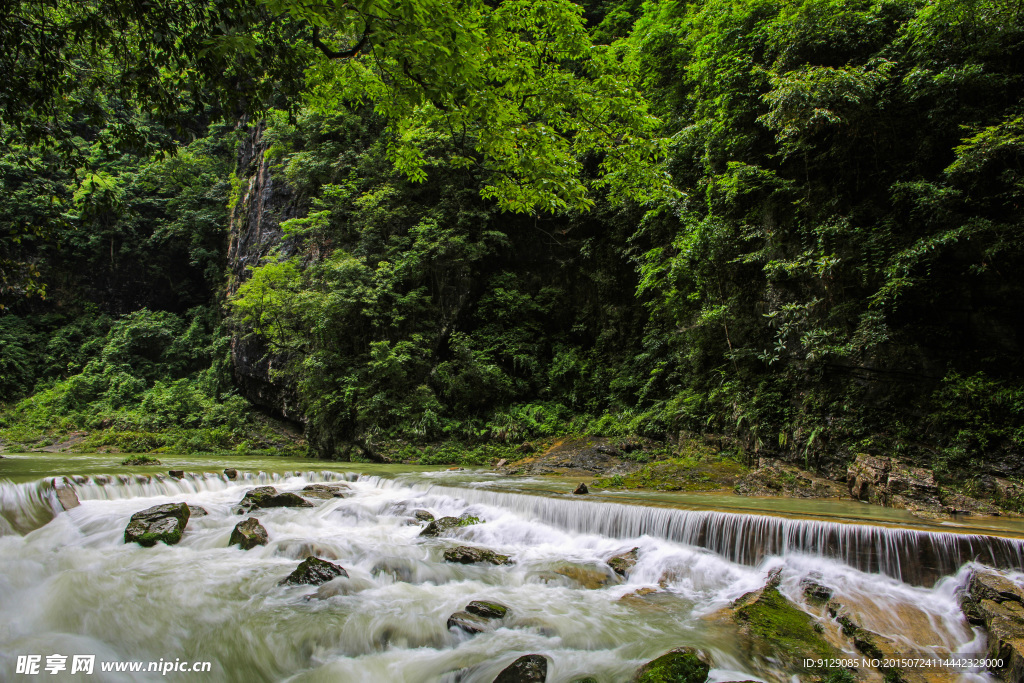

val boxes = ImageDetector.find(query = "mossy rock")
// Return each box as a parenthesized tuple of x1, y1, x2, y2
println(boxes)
(420, 513, 481, 537)
(234, 486, 314, 514)
(124, 502, 190, 547)
(608, 548, 639, 576)
(466, 600, 508, 619)
(444, 545, 512, 565)
(229, 517, 268, 550)
(634, 648, 710, 683)
(733, 585, 843, 672)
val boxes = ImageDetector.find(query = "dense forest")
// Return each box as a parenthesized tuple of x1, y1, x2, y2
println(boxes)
(1, 0, 1022, 490)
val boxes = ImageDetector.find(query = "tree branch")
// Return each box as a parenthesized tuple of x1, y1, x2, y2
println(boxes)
(311, 24, 370, 59)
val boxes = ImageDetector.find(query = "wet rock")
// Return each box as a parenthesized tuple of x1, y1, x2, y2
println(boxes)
(467, 600, 508, 619)
(958, 567, 1024, 681)
(419, 513, 480, 537)
(443, 545, 512, 565)
(229, 517, 268, 549)
(553, 563, 617, 589)
(168, 470, 184, 479)
(826, 601, 917, 681)
(494, 458, 508, 469)
(494, 654, 548, 682)
(412, 509, 435, 522)
(124, 503, 190, 547)
(233, 486, 314, 514)
(572, 482, 589, 495)
(224, 468, 238, 480)
(279, 556, 348, 586)
(607, 547, 639, 576)
(187, 505, 209, 518)
(800, 576, 833, 603)
(887, 462, 944, 516)
(633, 647, 710, 683)
(53, 482, 80, 511)
(704, 572, 846, 676)
(447, 600, 509, 633)
(300, 483, 350, 500)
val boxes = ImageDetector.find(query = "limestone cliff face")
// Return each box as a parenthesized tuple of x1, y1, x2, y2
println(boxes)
(226, 123, 301, 420)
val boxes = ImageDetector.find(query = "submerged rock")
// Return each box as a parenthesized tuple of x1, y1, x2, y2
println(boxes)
(230, 517, 268, 549)
(573, 482, 589, 495)
(234, 486, 314, 514)
(124, 502, 190, 547)
(958, 567, 1024, 682)
(279, 556, 348, 586)
(300, 483, 351, 500)
(633, 647, 710, 683)
(800, 576, 833, 604)
(607, 547, 639, 576)
(419, 513, 481, 537)
(494, 654, 548, 682)
(443, 545, 513, 565)
(551, 563, 616, 589)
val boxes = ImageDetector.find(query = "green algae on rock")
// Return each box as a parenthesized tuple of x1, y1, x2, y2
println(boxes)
(124, 502, 190, 546)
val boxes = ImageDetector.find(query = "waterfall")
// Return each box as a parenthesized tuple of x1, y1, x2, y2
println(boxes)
(3, 470, 1022, 586)
(369, 477, 1024, 586)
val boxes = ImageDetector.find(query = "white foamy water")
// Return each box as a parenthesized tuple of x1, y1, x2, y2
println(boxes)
(0, 472, 1009, 682)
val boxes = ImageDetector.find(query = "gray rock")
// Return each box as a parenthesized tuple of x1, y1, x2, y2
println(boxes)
(187, 505, 209, 517)
(300, 483, 350, 500)
(958, 567, 1024, 681)
(124, 503, 190, 546)
(229, 517, 268, 549)
(234, 486, 314, 514)
(279, 556, 349, 586)
(466, 600, 508, 619)
(494, 654, 548, 682)
(419, 513, 480, 537)
(54, 482, 80, 510)
(412, 509, 435, 522)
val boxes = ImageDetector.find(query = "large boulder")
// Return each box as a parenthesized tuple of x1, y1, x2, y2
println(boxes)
(958, 568, 1024, 682)
(847, 454, 947, 518)
(234, 486, 314, 514)
(187, 505, 209, 518)
(279, 556, 349, 586)
(444, 546, 513, 565)
(494, 655, 548, 682)
(229, 517, 268, 549)
(847, 453, 891, 504)
(124, 503, 190, 547)
(633, 648, 710, 683)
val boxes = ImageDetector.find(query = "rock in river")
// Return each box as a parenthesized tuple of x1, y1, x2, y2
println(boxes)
(229, 517, 268, 549)
(419, 513, 480, 537)
(494, 654, 548, 682)
(958, 567, 1024, 682)
(573, 482, 589, 495)
(633, 647, 710, 683)
(234, 486, 314, 514)
(607, 547, 639, 576)
(279, 556, 349, 586)
(300, 483, 350, 500)
(447, 600, 509, 634)
(124, 503, 190, 547)
(444, 545, 513, 565)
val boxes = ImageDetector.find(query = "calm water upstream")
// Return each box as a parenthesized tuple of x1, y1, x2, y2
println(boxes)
(1, 453, 1021, 682)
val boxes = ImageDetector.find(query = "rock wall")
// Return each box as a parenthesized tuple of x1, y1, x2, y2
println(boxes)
(226, 123, 302, 420)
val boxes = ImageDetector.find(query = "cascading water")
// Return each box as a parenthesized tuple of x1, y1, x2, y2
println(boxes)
(0, 470, 1015, 682)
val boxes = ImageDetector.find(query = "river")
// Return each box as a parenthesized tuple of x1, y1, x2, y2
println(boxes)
(1, 452, 1021, 682)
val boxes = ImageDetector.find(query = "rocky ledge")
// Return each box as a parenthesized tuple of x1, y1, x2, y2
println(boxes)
(958, 567, 1024, 682)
